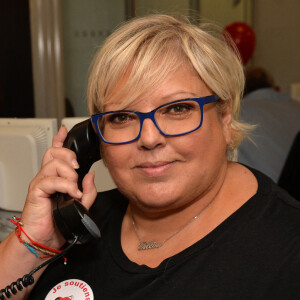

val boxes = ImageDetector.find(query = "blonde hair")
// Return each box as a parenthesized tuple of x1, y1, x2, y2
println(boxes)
(87, 14, 252, 159)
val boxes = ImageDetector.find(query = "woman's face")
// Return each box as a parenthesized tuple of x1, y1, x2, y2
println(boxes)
(101, 65, 232, 212)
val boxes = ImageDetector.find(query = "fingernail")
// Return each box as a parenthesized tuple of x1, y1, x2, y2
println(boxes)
(72, 159, 80, 169)
(77, 190, 83, 197)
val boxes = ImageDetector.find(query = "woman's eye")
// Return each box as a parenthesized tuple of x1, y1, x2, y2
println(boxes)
(107, 113, 132, 124)
(165, 103, 193, 114)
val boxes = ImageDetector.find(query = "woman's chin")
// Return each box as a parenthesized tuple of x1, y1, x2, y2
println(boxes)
(130, 184, 184, 212)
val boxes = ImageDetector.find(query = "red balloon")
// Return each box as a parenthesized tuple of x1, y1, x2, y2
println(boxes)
(224, 22, 256, 65)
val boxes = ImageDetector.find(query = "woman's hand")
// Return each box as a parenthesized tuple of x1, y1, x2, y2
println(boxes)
(19, 125, 98, 249)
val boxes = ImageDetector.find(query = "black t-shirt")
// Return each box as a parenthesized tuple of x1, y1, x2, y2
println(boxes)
(30, 168, 300, 299)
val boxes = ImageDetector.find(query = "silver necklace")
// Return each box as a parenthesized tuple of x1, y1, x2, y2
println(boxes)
(131, 200, 213, 251)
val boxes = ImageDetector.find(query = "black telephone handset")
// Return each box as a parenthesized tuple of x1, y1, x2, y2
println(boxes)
(52, 119, 101, 244)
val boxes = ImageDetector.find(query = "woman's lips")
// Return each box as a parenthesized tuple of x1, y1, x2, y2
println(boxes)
(136, 161, 175, 177)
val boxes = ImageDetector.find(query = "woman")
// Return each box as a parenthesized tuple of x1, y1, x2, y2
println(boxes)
(1, 15, 299, 299)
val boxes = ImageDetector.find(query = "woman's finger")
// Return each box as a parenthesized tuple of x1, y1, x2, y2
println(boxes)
(42, 147, 79, 169)
(28, 176, 83, 200)
(81, 172, 97, 210)
(52, 125, 68, 148)
(37, 158, 79, 184)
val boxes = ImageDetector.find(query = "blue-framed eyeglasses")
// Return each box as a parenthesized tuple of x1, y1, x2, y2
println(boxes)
(91, 94, 219, 145)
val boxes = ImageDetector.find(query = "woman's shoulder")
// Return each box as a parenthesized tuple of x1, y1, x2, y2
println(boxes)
(244, 163, 298, 201)
(227, 162, 300, 216)
(237, 163, 300, 221)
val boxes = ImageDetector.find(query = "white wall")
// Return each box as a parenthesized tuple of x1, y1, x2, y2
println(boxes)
(61, 0, 125, 116)
(252, 0, 300, 95)
(199, 0, 252, 26)
(136, 0, 190, 16)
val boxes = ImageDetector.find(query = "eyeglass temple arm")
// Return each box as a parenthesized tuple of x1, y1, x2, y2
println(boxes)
(203, 95, 219, 104)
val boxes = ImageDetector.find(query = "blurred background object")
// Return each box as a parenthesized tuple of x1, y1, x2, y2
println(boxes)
(238, 66, 300, 199)
(224, 21, 256, 65)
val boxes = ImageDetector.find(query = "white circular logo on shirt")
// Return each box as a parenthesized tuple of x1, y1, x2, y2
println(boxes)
(45, 279, 94, 300)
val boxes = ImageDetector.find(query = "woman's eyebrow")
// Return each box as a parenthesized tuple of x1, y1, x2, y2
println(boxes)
(161, 91, 199, 101)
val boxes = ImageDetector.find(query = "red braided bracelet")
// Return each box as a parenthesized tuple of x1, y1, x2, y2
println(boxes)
(11, 216, 66, 263)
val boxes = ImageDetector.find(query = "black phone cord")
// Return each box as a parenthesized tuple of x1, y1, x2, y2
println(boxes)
(0, 236, 78, 300)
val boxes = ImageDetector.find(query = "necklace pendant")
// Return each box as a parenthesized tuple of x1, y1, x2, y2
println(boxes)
(138, 241, 162, 250)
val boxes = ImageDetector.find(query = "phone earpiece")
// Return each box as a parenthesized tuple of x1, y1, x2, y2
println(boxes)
(52, 119, 101, 244)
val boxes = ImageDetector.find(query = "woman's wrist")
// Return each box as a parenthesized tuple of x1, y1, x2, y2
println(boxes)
(10, 217, 65, 260)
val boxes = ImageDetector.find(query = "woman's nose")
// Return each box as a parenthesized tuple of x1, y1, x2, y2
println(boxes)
(137, 118, 166, 149)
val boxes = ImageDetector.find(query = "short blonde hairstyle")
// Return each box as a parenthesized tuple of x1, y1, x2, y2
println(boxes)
(87, 14, 251, 159)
